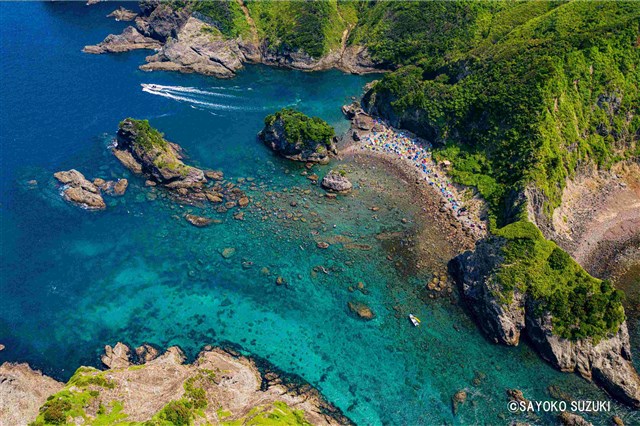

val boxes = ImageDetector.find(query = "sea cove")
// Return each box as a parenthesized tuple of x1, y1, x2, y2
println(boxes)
(1, 2, 639, 425)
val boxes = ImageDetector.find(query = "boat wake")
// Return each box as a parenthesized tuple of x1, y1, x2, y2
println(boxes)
(141, 83, 264, 112)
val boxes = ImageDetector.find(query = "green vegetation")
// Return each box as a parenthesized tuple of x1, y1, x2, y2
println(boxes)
(221, 401, 311, 426)
(246, 0, 347, 58)
(265, 108, 335, 148)
(145, 373, 213, 426)
(494, 221, 625, 341)
(191, 0, 251, 39)
(121, 119, 168, 151)
(31, 367, 126, 426)
(365, 1, 639, 223)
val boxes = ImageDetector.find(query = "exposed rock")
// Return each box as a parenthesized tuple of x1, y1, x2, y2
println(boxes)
(506, 389, 527, 403)
(453, 237, 640, 408)
(107, 6, 138, 21)
(113, 178, 129, 195)
(134, 344, 159, 364)
(185, 214, 213, 227)
(316, 241, 330, 249)
(95, 178, 129, 196)
(559, 411, 593, 426)
(238, 196, 250, 207)
(136, 2, 191, 43)
(347, 301, 374, 320)
(5, 345, 349, 425)
(526, 312, 640, 408)
(101, 342, 131, 369)
(83, 26, 161, 54)
(454, 237, 524, 345)
(258, 111, 338, 164)
(205, 170, 224, 180)
(141, 17, 244, 78)
(114, 119, 206, 200)
(0, 363, 63, 426)
(54, 169, 106, 210)
(321, 170, 353, 193)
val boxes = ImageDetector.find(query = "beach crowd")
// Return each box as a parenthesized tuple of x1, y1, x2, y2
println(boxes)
(357, 118, 486, 234)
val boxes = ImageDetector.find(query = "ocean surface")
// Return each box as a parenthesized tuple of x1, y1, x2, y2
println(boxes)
(0, 3, 638, 425)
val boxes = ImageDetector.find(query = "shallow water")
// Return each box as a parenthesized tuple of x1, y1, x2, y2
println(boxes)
(1, 3, 639, 425)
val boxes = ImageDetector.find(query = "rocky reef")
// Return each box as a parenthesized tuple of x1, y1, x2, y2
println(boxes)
(453, 237, 640, 408)
(0, 343, 350, 425)
(114, 118, 249, 208)
(259, 108, 338, 164)
(83, 1, 387, 77)
(53, 170, 106, 210)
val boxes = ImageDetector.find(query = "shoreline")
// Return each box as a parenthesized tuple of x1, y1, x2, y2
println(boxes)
(340, 108, 489, 243)
(0, 342, 351, 425)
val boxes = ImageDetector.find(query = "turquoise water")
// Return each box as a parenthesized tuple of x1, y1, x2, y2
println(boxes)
(1, 3, 638, 425)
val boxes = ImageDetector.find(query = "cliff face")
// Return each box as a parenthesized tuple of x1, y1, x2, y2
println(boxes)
(453, 238, 640, 408)
(1, 344, 350, 426)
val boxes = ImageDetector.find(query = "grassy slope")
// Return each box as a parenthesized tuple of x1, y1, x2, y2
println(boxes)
(362, 0, 639, 341)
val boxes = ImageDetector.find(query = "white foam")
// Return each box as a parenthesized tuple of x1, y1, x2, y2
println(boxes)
(141, 84, 264, 112)
(141, 83, 240, 98)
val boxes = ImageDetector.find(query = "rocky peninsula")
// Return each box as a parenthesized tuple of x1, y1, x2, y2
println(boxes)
(83, 1, 388, 78)
(259, 108, 338, 164)
(0, 343, 349, 425)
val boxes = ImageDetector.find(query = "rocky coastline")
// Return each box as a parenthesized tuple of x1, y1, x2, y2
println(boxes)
(452, 236, 640, 408)
(342, 103, 640, 409)
(0, 343, 350, 425)
(83, 2, 388, 78)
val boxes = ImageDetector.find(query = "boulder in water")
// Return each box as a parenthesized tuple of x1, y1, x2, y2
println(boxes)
(321, 170, 352, 193)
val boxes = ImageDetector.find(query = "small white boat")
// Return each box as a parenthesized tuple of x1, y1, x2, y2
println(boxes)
(409, 314, 421, 327)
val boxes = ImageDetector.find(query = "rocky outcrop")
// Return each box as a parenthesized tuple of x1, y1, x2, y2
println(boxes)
(107, 6, 138, 22)
(101, 342, 131, 369)
(83, 26, 161, 54)
(53, 169, 106, 210)
(141, 16, 245, 78)
(0, 363, 63, 426)
(114, 118, 206, 193)
(453, 238, 640, 408)
(258, 114, 338, 164)
(321, 170, 353, 193)
(4, 344, 350, 425)
(527, 312, 640, 408)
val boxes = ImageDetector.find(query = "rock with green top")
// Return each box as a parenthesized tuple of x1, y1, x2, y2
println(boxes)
(114, 118, 206, 191)
(258, 108, 337, 164)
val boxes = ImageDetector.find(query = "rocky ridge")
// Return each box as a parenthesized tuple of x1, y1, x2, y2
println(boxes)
(83, 2, 387, 77)
(0, 343, 350, 425)
(453, 237, 640, 408)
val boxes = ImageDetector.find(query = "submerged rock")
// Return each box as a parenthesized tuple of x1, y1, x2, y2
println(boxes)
(258, 109, 338, 164)
(185, 214, 212, 227)
(347, 301, 375, 320)
(54, 169, 106, 210)
(321, 170, 353, 193)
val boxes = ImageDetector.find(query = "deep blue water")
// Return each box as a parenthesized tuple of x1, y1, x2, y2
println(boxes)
(1, 3, 638, 425)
